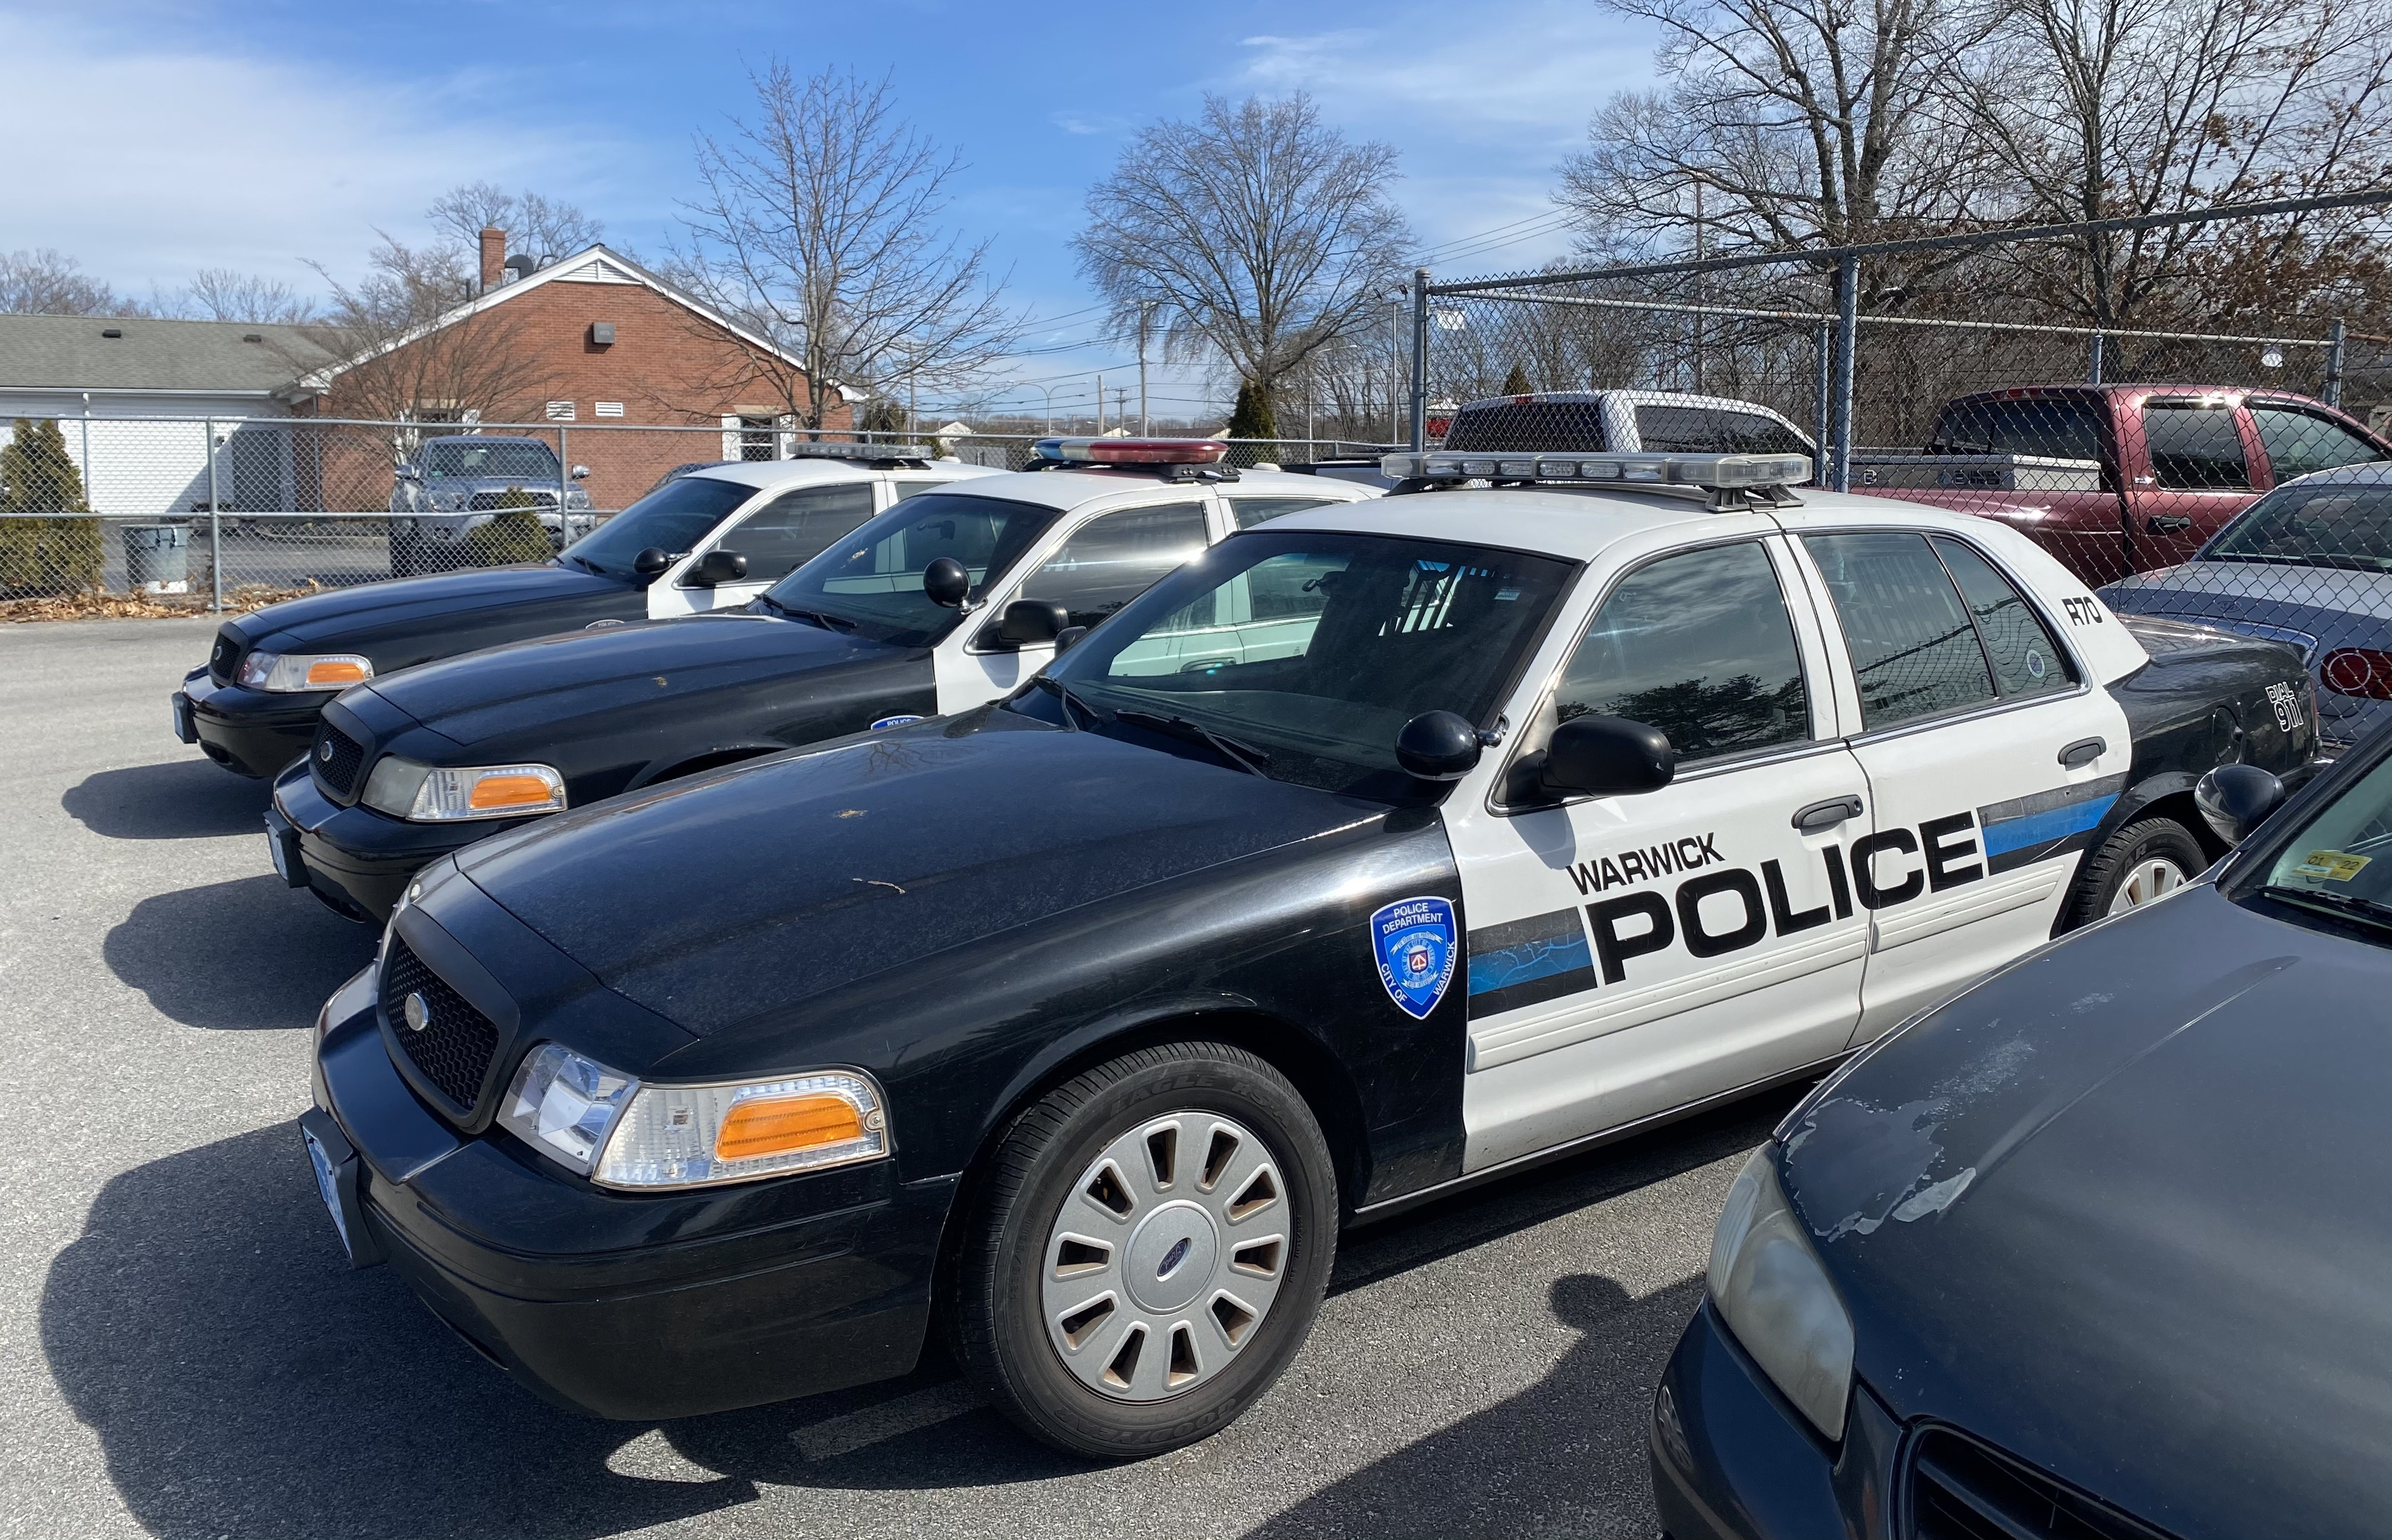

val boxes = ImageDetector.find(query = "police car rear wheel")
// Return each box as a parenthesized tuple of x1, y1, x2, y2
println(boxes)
(950, 1042, 1337, 1459)
(2065, 816, 2206, 928)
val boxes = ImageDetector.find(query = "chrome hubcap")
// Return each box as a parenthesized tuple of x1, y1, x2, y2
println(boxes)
(2108, 857, 2188, 915)
(1041, 1112, 1287, 1402)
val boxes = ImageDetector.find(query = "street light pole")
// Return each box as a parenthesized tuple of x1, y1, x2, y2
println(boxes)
(1137, 303, 1152, 435)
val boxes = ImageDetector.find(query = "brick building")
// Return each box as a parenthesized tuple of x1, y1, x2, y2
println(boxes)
(287, 228, 850, 512)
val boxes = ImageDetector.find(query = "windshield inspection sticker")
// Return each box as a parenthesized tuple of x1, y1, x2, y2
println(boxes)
(1372, 897, 1459, 1020)
(2291, 849, 2371, 882)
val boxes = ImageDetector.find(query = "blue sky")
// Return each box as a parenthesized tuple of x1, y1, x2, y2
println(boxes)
(3, 0, 1658, 421)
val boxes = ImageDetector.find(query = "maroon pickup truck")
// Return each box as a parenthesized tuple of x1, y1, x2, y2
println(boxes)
(1852, 385, 2388, 586)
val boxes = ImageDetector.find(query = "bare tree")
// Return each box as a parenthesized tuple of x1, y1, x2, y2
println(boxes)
(289, 234, 555, 424)
(171, 268, 319, 324)
(670, 63, 1018, 431)
(1075, 94, 1413, 417)
(0, 249, 144, 316)
(427, 183, 606, 262)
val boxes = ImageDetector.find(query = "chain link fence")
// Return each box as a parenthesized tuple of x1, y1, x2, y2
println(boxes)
(0, 416, 1389, 615)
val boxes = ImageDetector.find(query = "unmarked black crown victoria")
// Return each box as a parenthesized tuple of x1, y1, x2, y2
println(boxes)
(302, 451, 2311, 1458)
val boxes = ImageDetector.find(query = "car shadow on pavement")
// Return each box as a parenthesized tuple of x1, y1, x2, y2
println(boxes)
(104, 876, 376, 1030)
(63, 758, 273, 841)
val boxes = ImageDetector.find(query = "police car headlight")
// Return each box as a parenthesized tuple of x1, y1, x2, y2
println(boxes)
(236, 652, 374, 692)
(360, 758, 566, 820)
(590, 1071, 890, 1190)
(498, 1044, 639, 1175)
(1707, 1145, 1855, 1440)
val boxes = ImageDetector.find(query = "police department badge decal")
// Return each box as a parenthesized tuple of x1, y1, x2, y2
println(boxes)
(1370, 896, 1459, 1020)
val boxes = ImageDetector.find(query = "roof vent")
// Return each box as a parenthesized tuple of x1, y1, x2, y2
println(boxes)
(100, 327, 123, 339)
(502, 253, 537, 284)
(243, 333, 263, 343)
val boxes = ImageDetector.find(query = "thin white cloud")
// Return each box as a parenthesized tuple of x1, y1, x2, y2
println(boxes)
(1049, 110, 1133, 137)
(0, 11, 644, 297)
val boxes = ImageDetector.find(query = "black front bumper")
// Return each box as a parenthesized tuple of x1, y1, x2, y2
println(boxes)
(178, 667, 329, 778)
(1649, 1302, 1903, 1539)
(272, 762, 503, 922)
(308, 974, 952, 1420)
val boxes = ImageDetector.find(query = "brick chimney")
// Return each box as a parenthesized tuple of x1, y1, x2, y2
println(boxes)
(479, 227, 506, 291)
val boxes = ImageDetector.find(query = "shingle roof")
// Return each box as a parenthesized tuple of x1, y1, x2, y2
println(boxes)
(0, 314, 336, 393)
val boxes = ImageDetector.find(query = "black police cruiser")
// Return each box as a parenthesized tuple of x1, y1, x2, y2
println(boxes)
(303, 448, 2311, 1458)
(266, 440, 1372, 920)
(171, 449, 989, 778)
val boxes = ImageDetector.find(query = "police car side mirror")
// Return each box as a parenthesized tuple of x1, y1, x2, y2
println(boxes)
(2196, 762, 2285, 844)
(688, 549, 748, 587)
(1000, 599, 1070, 647)
(1054, 625, 1089, 654)
(632, 546, 674, 578)
(1541, 715, 1676, 797)
(923, 556, 972, 608)
(1397, 711, 1483, 781)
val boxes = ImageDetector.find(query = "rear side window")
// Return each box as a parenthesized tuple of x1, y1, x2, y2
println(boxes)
(2143, 403, 2251, 490)
(1930, 397, 2106, 465)
(1017, 502, 1211, 630)
(709, 484, 877, 584)
(1227, 496, 1338, 529)
(1803, 533, 1997, 729)
(1554, 541, 1811, 763)
(1633, 405, 1809, 455)
(1931, 537, 2074, 698)
(1442, 400, 1607, 453)
(2250, 406, 2383, 483)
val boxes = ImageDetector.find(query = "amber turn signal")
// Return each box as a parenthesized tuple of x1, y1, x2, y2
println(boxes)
(302, 658, 371, 687)
(714, 1094, 865, 1161)
(467, 773, 565, 810)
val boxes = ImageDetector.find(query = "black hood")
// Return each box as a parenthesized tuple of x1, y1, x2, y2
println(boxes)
(234, 562, 635, 670)
(1784, 882, 2392, 1533)
(452, 709, 1386, 1037)
(352, 612, 909, 754)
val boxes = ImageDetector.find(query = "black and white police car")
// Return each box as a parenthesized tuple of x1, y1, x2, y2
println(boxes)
(172, 447, 995, 778)
(267, 438, 1377, 920)
(301, 446, 2310, 1459)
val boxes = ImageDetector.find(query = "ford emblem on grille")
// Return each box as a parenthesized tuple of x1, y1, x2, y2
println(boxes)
(402, 992, 431, 1032)
(317, 740, 335, 762)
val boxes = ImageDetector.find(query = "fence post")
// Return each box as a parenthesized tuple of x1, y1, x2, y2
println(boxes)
(1409, 268, 1431, 451)
(1830, 255, 1858, 492)
(1812, 322, 1831, 476)
(2088, 333, 2105, 385)
(2326, 318, 2347, 407)
(558, 424, 570, 539)
(206, 418, 222, 613)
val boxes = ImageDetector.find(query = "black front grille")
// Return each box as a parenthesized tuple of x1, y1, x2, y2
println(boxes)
(381, 936, 501, 1113)
(467, 489, 559, 511)
(1908, 1428, 2175, 1540)
(312, 724, 367, 800)
(209, 628, 241, 685)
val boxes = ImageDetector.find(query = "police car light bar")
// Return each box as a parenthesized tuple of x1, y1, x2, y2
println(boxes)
(1381, 450, 1812, 490)
(1033, 437, 1230, 466)
(782, 442, 936, 460)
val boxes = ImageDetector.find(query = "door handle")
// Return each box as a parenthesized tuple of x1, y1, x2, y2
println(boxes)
(2058, 737, 2106, 769)
(2145, 515, 2193, 534)
(1792, 796, 1863, 833)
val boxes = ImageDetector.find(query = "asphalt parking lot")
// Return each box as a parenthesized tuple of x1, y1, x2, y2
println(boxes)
(0, 615, 1796, 1540)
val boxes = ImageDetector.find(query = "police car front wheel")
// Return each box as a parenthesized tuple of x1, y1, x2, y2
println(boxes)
(2065, 815, 2207, 928)
(950, 1042, 1337, 1459)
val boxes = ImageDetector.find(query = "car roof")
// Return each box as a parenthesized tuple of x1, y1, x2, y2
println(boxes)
(1262, 485, 1986, 561)
(424, 434, 548, 446)
(896, 466, 1382, 512)
(680, 458, 1003, 490)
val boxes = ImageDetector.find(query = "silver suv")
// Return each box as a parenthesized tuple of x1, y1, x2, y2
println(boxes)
(388, 435, 596, 575)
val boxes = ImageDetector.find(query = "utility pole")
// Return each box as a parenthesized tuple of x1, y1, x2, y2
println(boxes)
(1691, 180, 1706, 395)
(1137, 303, 1153, 434)
(1095, 371, 1104, 435)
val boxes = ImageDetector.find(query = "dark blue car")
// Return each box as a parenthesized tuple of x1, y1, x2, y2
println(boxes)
(2104, 462, 2392, 754)
(1650, 724, 2392, 1538)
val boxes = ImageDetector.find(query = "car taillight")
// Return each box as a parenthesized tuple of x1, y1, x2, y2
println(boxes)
(2321, 648, 2392, 699)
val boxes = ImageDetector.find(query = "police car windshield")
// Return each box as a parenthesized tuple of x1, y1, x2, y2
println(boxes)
(2253, 750, 2392, 940)
(561, 476, 755, 576)
(2206, 481, 2392, 573)
(1032, 530, 1575, 798)
(764, 491, 1063, 647)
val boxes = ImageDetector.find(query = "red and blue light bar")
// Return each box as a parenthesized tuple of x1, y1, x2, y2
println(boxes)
(1031, 437, 1229, 466)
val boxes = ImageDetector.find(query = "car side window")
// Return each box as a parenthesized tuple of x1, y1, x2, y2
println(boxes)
(2250, 406, 2383, 482)
(710, 484, 878, 584)
(1227, 496, 1339, 530)
(1930, 537, 2075, 698)
(1802, 532, 1997, 730)
(1634, 404, 1808, 455)
(1552, 540, 1811, 763)
(1016, 502, 1211, 631)
(2143, 403, 2251, 490)
(888, 479, 947, 504)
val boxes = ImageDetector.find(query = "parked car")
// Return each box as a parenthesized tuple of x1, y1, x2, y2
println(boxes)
(172, 450, 996, 777)
(298, 445, 2307, 1459)
(2102, 462, 2392, 756)
(640, 460, 730, 499)
(1649, 719, 2392, 1539)
(388, 435, 597, 575)
(265, 440, 1379, 921)
(1850, 384, 2389, 586)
